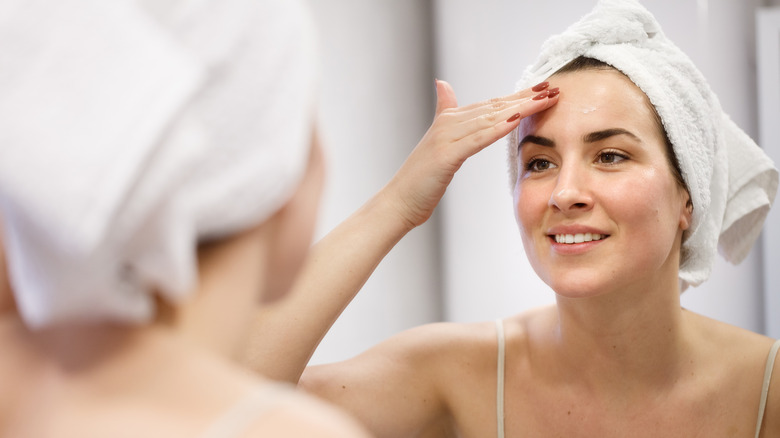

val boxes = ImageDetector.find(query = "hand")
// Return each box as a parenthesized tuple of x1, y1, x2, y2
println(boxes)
(243, 83, 558, 383)
(384, 80, 559, 229)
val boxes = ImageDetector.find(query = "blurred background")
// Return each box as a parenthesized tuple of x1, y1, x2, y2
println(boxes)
(305, 0, 780, 364)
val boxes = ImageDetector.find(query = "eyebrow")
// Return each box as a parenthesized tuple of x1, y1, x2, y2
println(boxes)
(584, 128, 641, 144)
(519, 128, 642, 149)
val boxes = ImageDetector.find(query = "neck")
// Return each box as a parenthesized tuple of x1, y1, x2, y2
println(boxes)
(551, 273, 691, 396)
(1, 313, 168, 372)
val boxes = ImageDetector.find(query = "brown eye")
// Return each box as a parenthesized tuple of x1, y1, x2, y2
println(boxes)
(526, 159, 556, 172)
(597, 151, 627, 165)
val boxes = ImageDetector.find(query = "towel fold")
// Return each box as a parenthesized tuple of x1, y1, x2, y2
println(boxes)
(508, 0, 778, 288)
(0, 0, 318, 328)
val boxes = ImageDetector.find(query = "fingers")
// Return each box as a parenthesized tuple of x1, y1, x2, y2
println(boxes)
(447, 88, 559, 158)
(434, 80, 458, 115)
(441, 87, 559, 143)
(449, 81, 550, 115)
(436, 83, 555, 137)
(385, 81, 559, 229)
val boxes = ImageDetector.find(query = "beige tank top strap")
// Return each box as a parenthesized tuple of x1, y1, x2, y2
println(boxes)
(496, 319, 506, 438)
(200, 382, 296, 438)
(754, 339, 780, 438)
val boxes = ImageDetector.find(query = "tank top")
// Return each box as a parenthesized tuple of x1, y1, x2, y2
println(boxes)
(495, 319, 780, 438)
(200, 382, 296, 438)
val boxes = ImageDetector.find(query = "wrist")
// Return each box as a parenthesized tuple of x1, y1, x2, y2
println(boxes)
(368, 184, 421, 235)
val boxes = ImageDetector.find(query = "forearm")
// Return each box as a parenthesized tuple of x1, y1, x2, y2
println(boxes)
(243, 80, 558, 382)
(243, 185, 414, 382)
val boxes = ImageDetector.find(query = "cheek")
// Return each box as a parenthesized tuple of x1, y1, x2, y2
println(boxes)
(513, 179, 550, 237)
(606, 168, 681, 240)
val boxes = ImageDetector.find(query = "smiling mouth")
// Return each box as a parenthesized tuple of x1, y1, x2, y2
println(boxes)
(552, 233, 609, 244)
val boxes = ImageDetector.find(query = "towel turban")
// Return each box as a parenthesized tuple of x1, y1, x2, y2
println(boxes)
(0, 0, 318, 328)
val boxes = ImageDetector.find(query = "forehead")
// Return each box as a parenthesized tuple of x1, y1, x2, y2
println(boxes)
(519, 69, 659, 139)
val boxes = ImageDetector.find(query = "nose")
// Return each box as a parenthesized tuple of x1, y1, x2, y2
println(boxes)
(548, 162, 593, 213)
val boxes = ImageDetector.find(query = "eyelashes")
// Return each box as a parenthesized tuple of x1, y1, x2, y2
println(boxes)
(523, 150, 630, 174)
(525, 158, 555, 172)
(595, 150, 629, 164)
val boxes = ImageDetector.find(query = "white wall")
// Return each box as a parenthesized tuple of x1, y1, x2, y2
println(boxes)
(305, 0, 441, 364)
(757, 5, 780, 339)
(306, 0, 773, 364)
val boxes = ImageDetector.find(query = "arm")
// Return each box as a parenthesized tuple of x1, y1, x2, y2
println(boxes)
(243, 80, 558, 382)
(299, 323, 463, 438)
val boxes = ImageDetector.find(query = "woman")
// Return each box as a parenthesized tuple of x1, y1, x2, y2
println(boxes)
(247, 1, 779, 437)
(0, 0, 373, 436)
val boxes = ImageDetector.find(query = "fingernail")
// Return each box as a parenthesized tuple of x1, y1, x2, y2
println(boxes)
(532, 81, 549, 92)
(547, 87, 560, 98)
(506, 113, 521, 123)
(533, 91, 550, 100)
(434, 78, 439, 93)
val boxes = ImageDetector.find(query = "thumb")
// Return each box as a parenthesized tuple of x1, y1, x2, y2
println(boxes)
(434, 79, 458, 115)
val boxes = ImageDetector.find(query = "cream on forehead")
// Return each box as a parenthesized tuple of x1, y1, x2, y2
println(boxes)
(556, 100, 598, 114)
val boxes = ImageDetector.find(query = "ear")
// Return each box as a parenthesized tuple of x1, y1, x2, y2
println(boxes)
(679, 194, 693, 231)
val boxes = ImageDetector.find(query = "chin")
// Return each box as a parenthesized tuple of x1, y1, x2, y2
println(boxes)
(551, 284, 605, 300)
(540, 269, 616, 300)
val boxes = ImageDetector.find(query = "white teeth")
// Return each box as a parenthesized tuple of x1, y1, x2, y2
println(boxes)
(554, 233, 605, 244)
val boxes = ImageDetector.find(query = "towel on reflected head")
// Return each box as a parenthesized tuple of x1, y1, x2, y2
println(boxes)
(507, 0, 778, 289)
(0, 0, 318, 329)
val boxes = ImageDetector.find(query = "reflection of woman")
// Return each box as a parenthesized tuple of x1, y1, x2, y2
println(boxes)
(0, 1, 370, 436)
(249, 1, 779, 437)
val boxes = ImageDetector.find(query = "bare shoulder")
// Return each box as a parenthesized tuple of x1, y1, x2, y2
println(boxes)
(383, 319, 501, 355)
(299, 318, 512, 437)
(245, 390, 371, 437)
(683, 309, 777, 380)
(383, 305, 554, 355)
(683, 309, 780, 436)
(302, 319, 502, 394)
(371, 306, 553, 369)
(683, 309, 776, 355)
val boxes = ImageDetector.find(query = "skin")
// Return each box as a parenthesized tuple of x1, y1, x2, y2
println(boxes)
(0, 137, 370, 437)
(247, 72, 779, 437)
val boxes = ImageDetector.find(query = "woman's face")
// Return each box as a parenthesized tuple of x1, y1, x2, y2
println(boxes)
(513, 69, 691, 298)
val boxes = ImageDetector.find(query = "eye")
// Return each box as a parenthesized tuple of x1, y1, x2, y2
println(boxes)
(525, 158, 557, 173)
(596, 150, 628, 165)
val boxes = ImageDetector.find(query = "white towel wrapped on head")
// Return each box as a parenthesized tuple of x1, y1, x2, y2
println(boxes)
(508, 0, 778, 289)
(0, 0, 318, 329)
